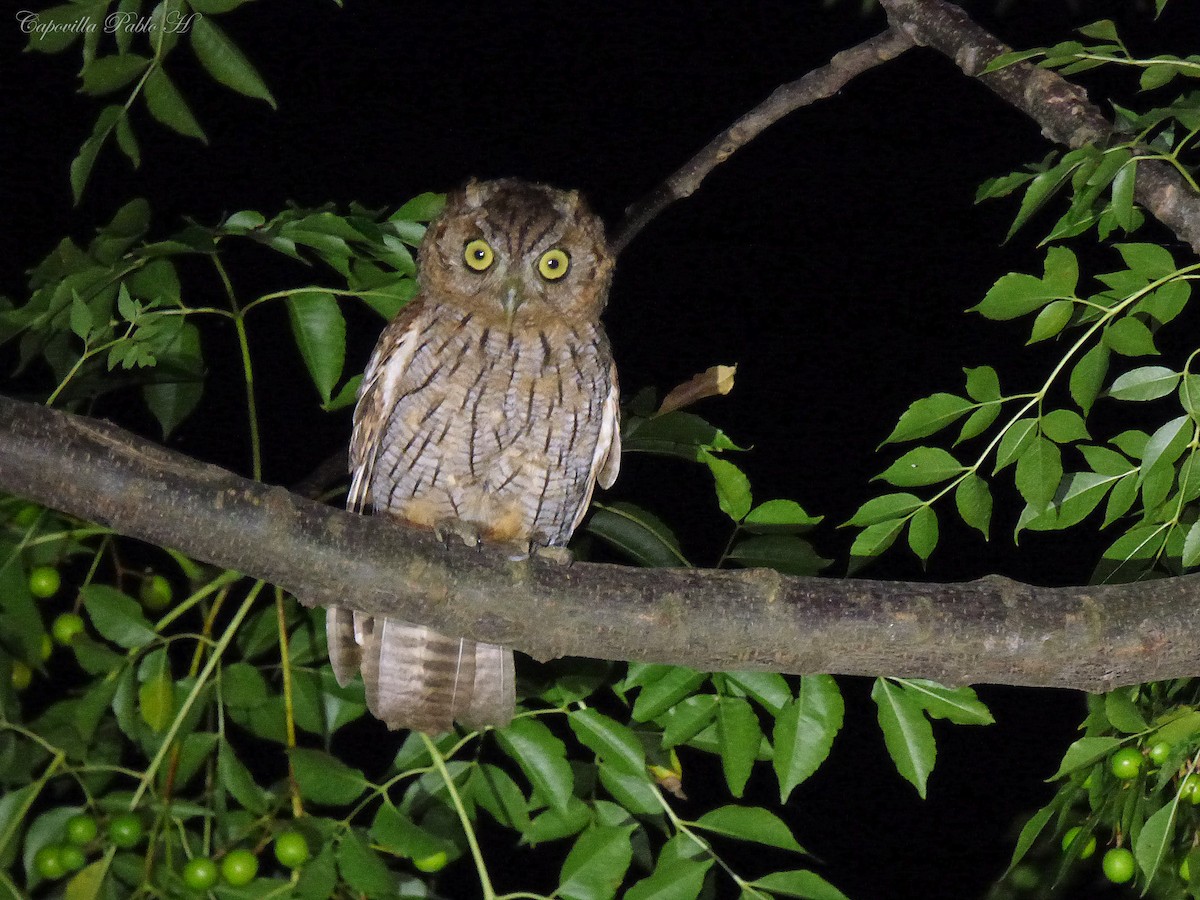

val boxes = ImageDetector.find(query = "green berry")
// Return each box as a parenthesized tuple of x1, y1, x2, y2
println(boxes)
(1061, 826, 1096, 860)
(273, 831, 309, 869)
(51, 613, 84, 646)
(1181, 774, 1200, 801)
(29, 566, 61, 599)
(220, 849, 258, 886)
(1103, 847, 1135, 884)
(34, 845, 67, 880)
(65, 814, 98, 846)
(413, 850, 449, 873)
(139, 574, 173, 612)
(11, 660, 32, 691)
(1110, 747, 1142, 780)
(13, 505, 41, 528)
(182, 857, 218, 890)
(107, 813, 144, 849)
(1148, 741, 1172, 765)
(59, 845, 86, 872)
(1182, 856, 1191, 882)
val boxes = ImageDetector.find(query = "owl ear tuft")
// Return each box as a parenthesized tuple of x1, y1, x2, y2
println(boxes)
(462, 178, 485, 209)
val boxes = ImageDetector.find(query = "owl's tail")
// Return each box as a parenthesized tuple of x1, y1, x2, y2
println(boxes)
(327, 607, 515, 733)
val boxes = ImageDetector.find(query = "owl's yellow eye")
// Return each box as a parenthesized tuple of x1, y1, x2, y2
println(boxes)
(537, 248, 570, 281)
(463, 239, 494, 272)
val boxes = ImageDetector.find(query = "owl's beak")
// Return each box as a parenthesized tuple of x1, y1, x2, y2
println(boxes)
(502, 284, 524, 327)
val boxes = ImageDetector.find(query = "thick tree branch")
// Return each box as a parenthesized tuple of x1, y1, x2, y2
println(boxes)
(879, 0, 1200, 256)
(3, 393, 1200, 693)
(612, 28, 915, 254)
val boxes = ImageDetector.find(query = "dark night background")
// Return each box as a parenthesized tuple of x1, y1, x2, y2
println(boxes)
(4, 1, 1200, 897)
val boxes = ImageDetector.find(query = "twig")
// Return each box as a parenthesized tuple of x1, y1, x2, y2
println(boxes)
(611, 28, 915, 254)
(878, 0, 1200, 256)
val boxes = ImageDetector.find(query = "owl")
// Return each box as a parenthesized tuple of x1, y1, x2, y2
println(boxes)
(326, 178, 621, 733)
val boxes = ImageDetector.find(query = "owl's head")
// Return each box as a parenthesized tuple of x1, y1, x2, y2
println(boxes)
(418, 178, 613, 327)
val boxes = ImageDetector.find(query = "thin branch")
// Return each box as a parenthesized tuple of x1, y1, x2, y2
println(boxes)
(3, 393, 1200, 694)
(878, 0, 1200, 256)
(611, 28, 916, 254)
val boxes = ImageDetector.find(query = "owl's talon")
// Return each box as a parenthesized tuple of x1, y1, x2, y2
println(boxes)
(532, 545, 574, 567)
(434, 522, 482, 550)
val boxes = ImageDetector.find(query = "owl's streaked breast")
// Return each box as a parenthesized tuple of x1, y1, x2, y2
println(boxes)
(370, 305, 612, 547)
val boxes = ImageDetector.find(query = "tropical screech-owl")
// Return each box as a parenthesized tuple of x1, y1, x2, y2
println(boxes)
(326, 178, 621, 733)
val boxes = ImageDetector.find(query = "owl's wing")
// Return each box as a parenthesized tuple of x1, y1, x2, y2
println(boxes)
(568, 363, 621, 535)
(346, 298, 427, 513)
(330, 298, 427, 688)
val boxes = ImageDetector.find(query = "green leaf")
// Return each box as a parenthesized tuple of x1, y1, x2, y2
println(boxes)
(1005, 163, 1078, 240)
(64, 858, 108, 900)
(1007, 804, 1056, 870)
(1141, 415, 1189, 478)
(623, 411, 740, 460)
(625, 855, 713, 900)
(1111, 160, 1138, 231)
(1104, 688, 1149, 734)
(693, 806, 806, 854)
(972, 273, 1060, 321)
(81, 585, 156, 648)
(1104, 317, 1157, 356)
(701, 451, 752, 521)
(1070, 342, 1110, 414)
(750, 870, 851, 900)
(143, 67, 207, 141)
(660, 694, 719, 748)
(954, 474, 992, 539)
(1183, 520, 1200, 568)
(1043, 245, 1080, 295)
(845, 493, 922, 527)
(369, 804, 453, 859)
(337, 829, 397, 897)
(877, 447, 962, 487)
(1136, 280, 1190, 325)
(558, 825, 635, 900)
(742, 499, 822, 533)
(725, 534, 830, 576)
(995, 419, 1037, 472)
(773, 675, 843, 802)
(189, 17, 276, 107)
(288, 748, 367, 805)
(631, 667, 708, 722)
(468, 764, 531, 831)
(848, 519, 904, 567)
(496, 716, 574, 813)
(568, 709, 645, 776)
(287, 291, 346, 403)
(897, 680, 994, 725)
(143, 320, 203, 438)
(1133, 800, 1177, 887)
(907, 506, 938, 562)
(218, 739, 268, 814)
(1108, 365, 1179, 401)
(717, 697, 760, 798)
(957, 404, 1000, 443)
(1141, 63, 1178, 91)
(1117, 243, 1177, 280)
(1050, 736, 1121, 779)
(1041, 409, 1089, 443)
(871, 678, 935, 798)
(70, 106, 123, 204)
(81, 54, 150, 95)
(1027, 299, 1074, 343)
(1015, 437, 1062, 507)
(586, 502, 689, 567)
(138, 670, 174, 732)
(724, 672, 792, 715)
(393, 192, 447, 222)
(965, 366, 1001, 402)
(597, 764, 659, 816)
(884, 393, 972, 444)
(1077, 18, 1119, 40)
